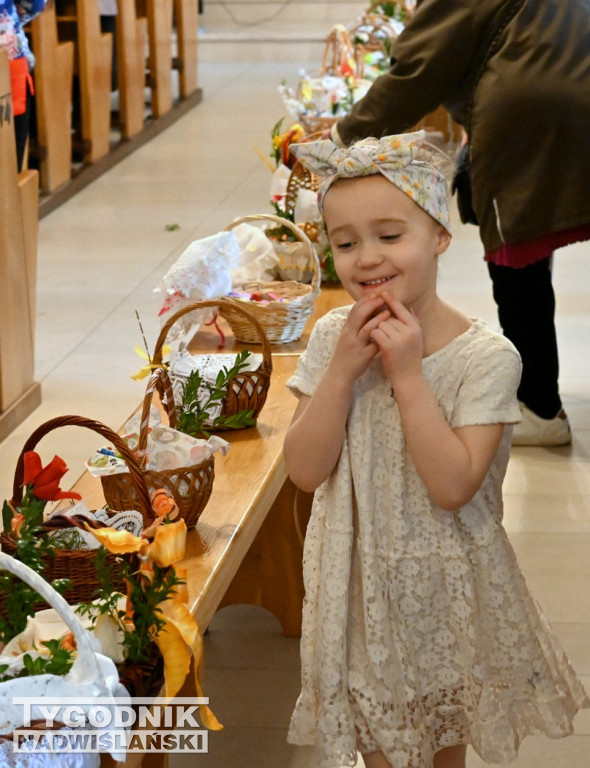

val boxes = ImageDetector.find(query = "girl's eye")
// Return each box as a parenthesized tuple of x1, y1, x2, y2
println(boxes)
(380, 234, 400, 242)
(334, 241, 354, 250)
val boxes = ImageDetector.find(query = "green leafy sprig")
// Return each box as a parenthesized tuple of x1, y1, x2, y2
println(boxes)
(77, 548, 184, 663)
(0, 638, 76, 682)
(0, 499, 70, 644)
(75, 547, 122, 630)
(176, 350, 257, 438)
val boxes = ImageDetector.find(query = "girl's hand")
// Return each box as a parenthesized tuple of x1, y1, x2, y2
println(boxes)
(328, 294, 392, 385)
(369, 296, 423, 385)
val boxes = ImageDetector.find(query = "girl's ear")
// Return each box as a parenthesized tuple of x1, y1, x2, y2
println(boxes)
(435, 226, 452, 256)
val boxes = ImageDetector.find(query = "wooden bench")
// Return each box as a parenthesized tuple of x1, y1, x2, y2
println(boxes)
(56, 0, 113, 164)
(116, 0, 148, 139)
(174, 0, 198, 99)
(0, 51, 42, 440)
(27, 0, 201, 203)
(30, 4, 75, 192)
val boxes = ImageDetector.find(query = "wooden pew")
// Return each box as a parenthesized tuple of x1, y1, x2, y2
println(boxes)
(0, 51, 42, 440)
(145, 0, 174, 117)
(75, 0, 114, 162)
(174, 0, 198, 99)
(116, 0, 148, 139)
(30, 4, 75, 193)
(56, 0, 113, 164)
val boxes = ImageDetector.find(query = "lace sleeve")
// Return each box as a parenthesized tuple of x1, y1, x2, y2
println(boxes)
(451, 338, 522, 428)
(286, 307, 350, 398)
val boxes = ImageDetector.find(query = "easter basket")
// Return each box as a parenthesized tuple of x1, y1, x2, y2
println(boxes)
(0, 415, 154, 606)
(321, 23, 357, 75)
(153, 297, 273, 423)
(101, 366, 216, 528)
(284, 160, 322, 224)
(0, 552, 131, 766)
(224, 215, 321, 344)
(347, 12, 399, 77)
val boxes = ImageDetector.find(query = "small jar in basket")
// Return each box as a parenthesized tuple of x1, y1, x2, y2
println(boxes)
(224, 215, 321, 344)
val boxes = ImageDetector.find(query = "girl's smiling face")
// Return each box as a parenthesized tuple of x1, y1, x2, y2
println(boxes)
(323, 174, 451, 312)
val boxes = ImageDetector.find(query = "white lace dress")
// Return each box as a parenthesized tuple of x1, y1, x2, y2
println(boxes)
(286, 307, 589, 768)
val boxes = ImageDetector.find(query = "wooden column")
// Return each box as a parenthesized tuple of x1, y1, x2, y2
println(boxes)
(0, 51, 41, 440)
(30, 5, 75, 193)
(116, 0, 148, 139)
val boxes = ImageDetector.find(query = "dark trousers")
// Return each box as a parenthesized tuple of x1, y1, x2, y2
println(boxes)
(487, 257, 562, 419)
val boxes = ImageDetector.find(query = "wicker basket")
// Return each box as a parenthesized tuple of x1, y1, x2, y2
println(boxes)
(0, 415, 153, 605)
(152, 297, 273, 422)
(367, 0, 415, 17)
(321, 24, 356, 76)
(101, 366, 216, 528)
(298, 113, 340, 135)
(0, 552, 165, 753)
(347, 13, 399, 77)
(284, 160, 322, 223)
(224, 215, 321, 344)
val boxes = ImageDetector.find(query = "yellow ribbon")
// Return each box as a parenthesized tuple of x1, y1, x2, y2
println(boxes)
(85, 519, 222, 730)
(131, 345, 172, 381)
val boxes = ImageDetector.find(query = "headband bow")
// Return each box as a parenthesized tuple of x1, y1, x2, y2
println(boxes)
(292, 131, 451, 233)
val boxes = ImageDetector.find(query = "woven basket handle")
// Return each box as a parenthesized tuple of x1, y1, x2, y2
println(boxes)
(138, 366, 177, 454)
(224, 213, 321, 296)
(322, 24, 355, 74)
(11, 415, 153, 523)
(0, 552, 104, 682)
(152, 297, 273, 370)
(367, 0, 411, 14)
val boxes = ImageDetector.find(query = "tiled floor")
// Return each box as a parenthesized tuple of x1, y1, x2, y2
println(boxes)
(1, 22, 589, 768)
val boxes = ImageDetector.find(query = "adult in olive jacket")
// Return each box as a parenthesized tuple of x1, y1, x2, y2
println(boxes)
(333, 0, 590, 446)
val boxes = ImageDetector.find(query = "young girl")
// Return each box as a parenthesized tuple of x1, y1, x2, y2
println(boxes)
(283, 133, 588, 768)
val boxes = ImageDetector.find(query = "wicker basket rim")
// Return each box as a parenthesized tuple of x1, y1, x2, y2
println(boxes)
(151, 297, 273, 370)
(10, 415, 153, 522)
(224, 213, 321, 296)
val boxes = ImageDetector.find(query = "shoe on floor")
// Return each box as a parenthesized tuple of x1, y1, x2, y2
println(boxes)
(512, 402, 572, 446)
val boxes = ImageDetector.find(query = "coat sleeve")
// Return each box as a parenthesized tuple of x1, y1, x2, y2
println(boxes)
(336, 0, 499, 144)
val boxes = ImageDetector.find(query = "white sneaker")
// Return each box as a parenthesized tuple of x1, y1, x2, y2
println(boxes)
(512, 402, 572, 446)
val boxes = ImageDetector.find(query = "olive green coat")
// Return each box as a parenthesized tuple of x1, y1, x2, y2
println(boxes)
(336, 0, 590, 255)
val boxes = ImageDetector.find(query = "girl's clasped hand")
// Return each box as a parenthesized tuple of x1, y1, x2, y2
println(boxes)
(333, 291, 424, 390)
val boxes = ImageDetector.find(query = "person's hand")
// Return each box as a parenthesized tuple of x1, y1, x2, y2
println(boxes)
(327, 294, 392, 385)
(369, 295, 423, 386)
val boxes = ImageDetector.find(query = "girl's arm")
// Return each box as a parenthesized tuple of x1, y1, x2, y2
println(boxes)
(284, 294, 390, 492)
(395, 375, 503, 510)
(371, 298, 504, 511)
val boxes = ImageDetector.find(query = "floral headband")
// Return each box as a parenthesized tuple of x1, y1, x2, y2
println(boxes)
(291, 131, 451, 233)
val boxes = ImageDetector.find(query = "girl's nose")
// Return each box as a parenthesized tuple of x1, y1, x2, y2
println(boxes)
(356, 243, 383, 267)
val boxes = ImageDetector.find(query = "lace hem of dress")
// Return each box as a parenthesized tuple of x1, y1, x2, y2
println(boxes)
(289, 675, 589, 768)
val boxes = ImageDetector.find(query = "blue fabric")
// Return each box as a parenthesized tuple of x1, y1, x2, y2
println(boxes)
(0, 0, 48, 67)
